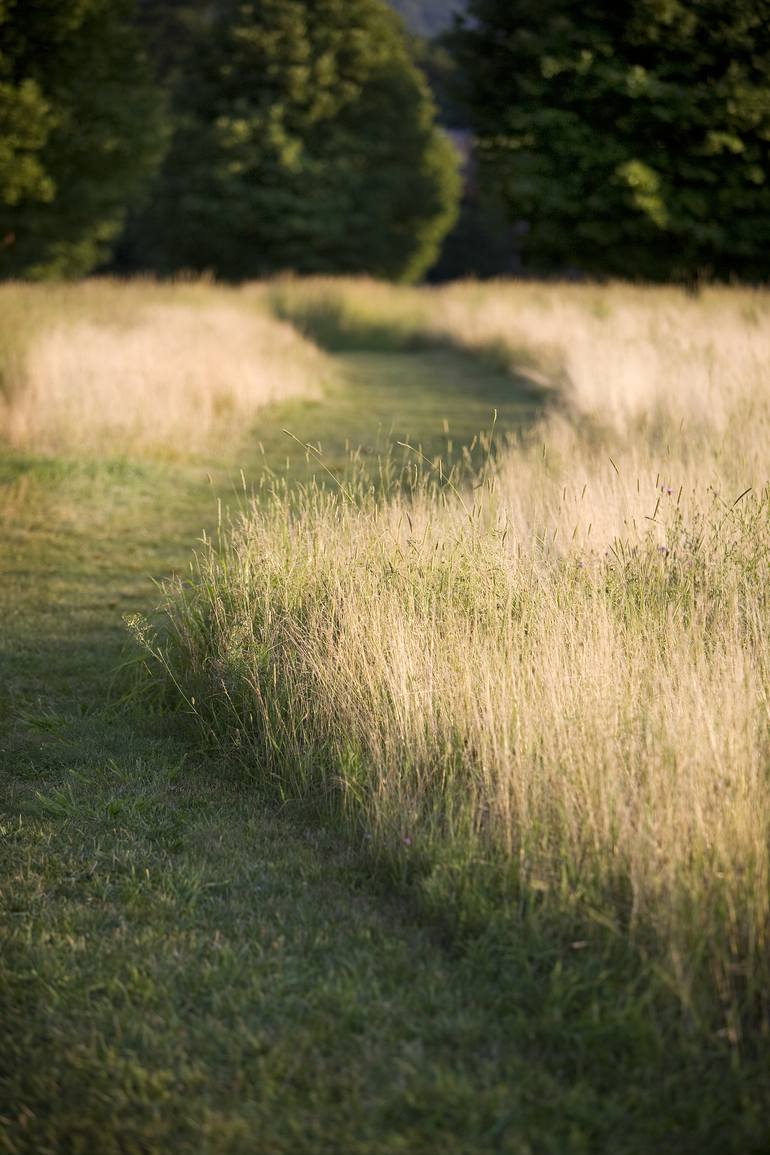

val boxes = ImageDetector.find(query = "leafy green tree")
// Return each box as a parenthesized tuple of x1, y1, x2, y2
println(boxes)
(459, 0, 770, 280)
(0, 0, 164, 278)
(126, 0, 460, 281)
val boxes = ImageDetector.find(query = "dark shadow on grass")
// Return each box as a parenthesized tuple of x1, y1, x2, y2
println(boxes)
(269, 288, 434, 354)
(262, 286, 553, 485)
(267, 281, 553, 386)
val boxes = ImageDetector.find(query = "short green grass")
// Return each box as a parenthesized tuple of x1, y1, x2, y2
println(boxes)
(1, 344, 768, 1153)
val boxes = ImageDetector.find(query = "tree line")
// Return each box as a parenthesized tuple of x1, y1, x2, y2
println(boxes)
(2, 0, 769, 283)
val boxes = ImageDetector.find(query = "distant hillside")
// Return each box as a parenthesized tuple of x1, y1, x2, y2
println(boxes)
(387, 0, 466, 37)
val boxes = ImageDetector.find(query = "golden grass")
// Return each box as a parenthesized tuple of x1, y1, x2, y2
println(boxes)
(0, 281, 326, 457)
(150, 278, 770, 1031)
(271, 276, 770, 542)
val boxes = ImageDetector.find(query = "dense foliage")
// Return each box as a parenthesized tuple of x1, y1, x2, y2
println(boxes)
(0, 0, 163, 278)
(387, 0, 466, 37)
(126, 0, 460, 282)
(3, 0, 770, 282)
(460, 0, 770, 280)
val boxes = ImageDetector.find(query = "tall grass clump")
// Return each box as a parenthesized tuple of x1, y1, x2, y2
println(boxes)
(0, 281, 327, 458)
(145, 281, 770, 1039)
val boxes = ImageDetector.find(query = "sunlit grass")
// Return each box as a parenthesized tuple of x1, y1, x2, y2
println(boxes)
(0, 280, 328, 458)
(4, 276, 770, 1149)
(146, 278, 770, 1039)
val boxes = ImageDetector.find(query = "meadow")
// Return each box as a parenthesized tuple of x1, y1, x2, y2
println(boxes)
(2, 278, 770, 1152)
(0, 281, 328, 458)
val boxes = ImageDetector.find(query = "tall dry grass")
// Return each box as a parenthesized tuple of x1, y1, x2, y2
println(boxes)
(0, 281, 326, 457)
(271, 277, 770, 543)
(143, 278, 770, 1030)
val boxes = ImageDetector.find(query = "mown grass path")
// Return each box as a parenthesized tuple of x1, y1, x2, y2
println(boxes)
(0, 349, 765, 1153)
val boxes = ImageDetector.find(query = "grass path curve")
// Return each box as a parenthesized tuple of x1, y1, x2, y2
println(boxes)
(0, 342, 765, 1154)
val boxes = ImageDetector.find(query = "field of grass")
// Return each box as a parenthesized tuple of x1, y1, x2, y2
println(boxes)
(0, 281, 327, 458)
(2, 278, 770, 1152)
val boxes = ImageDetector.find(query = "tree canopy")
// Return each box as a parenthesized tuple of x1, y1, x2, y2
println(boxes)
(126, 0, 460, 282)
(459, 0, 770, 280)
(0, 0, 164, 278)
